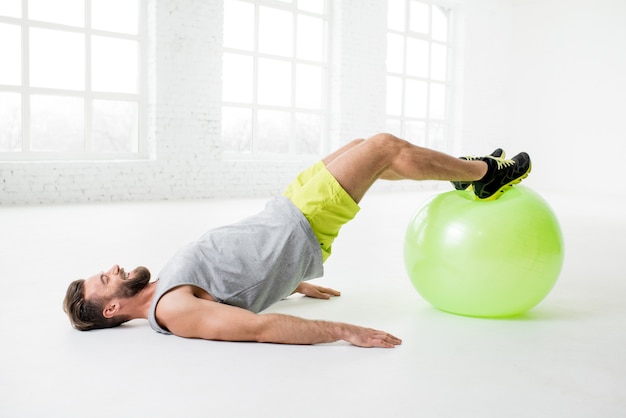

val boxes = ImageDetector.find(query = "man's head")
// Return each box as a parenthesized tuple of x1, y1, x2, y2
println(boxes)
(63, 265, 151, 331)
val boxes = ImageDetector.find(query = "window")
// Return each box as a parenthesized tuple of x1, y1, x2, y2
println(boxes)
(222, 0, 328, 157)
(386, 0, 451, 151)
(0, 0, 144, 160)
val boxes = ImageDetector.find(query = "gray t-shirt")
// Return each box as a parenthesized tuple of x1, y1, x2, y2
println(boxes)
(148, 196, 323, 334)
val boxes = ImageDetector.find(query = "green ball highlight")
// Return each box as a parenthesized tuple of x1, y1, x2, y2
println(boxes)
(404, 186, 564, 317)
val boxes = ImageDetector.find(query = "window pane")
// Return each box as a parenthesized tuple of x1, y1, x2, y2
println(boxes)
(221, 0, 327, 156)
(297, 15, 324, 61)
(222, 107, 252, 153)
(259, 7, 293, 57)
(430, 43, 447, 81)
(256, 110, 290, 153)
(224, 0, 255, 50)
(298, 0, 324, 14)
(386, 1, 451, 157)
(409, 1, 429, 34)
(404, 79, 427, 118)
(386, 76, 402, 116)
(92, 36, 138, 93)
(405, 120, 426, 146)
(429, 83, 446, 119)
(428, 122, 446, 151)
(92, 0, 138, 35)
(432, 6, 448, 42)
(406, 37, 428, 78)
(295, 113, 321, 154)
(385, 118, 402, 138)
(295, 64, 322, 109)
(0, 24, 21, 85)
(29, 0, 84, 27)
(92, 100, 138, 153)
(0, 0, 21, 18)
(387, 0, 405, 31)
(30, 95, 83, 152)
(0, 92, 21, 152)
(386, 33, 404, 74)
(258, 58, 291, 106)
(30, 29, 84, 90)
(223, 53, 254, 103)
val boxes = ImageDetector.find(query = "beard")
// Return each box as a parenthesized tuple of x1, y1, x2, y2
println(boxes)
(115, 266, 151, 299)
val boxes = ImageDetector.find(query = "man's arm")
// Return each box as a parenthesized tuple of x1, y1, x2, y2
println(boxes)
(157, 293, 401, 348)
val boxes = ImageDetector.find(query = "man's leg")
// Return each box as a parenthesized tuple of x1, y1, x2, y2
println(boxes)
(322, 139, 365, 166)
(324, 133, 489, 203)
(284, 139, 366, 197)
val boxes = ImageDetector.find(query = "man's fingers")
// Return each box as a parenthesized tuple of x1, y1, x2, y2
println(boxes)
(375, 333, 403, 348)
(317, 286, 341, 297)
(350, 329, 403, 348)
(301, 284, 341, 299)
(385, 333, 402, 345)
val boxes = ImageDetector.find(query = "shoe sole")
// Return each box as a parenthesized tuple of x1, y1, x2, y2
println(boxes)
(453, 183, 473, 191)
(475, 163, 532, 201)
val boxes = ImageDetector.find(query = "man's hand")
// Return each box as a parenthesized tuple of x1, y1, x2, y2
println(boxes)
(293, 282, 341, 300)
(341, 324, 402, 348)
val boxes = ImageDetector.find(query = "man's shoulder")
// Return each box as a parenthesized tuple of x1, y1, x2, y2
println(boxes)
(156, 284, 216, 312)
(153, 285, 222, 337)
(153, 285, 197, 332)
(155, 285, 190, 316)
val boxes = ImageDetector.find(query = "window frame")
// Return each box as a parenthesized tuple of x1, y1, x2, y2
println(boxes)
(385, 0, 453, 152)
(0, 0, 147, 162)
(221, 0, 329, 159)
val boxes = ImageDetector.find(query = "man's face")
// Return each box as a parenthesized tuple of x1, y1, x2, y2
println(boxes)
(83, 265, 151, 302)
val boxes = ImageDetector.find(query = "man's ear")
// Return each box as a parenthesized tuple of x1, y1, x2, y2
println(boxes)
(103, 301, 120, 319)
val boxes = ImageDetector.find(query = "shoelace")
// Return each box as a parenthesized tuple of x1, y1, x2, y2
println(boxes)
(462, 155, 482, 161)
(486, 156, 515, 170)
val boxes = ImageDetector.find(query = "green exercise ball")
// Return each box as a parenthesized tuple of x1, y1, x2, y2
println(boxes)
(404, 186, 564, 317)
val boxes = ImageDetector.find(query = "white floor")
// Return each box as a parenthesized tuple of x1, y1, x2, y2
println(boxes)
(1, 189, 625, 418)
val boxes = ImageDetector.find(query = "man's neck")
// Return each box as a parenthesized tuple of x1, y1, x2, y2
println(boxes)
(127, 280, 159, 320)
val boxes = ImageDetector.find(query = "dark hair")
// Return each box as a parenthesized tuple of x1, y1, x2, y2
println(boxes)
(63, 279, 130, 331)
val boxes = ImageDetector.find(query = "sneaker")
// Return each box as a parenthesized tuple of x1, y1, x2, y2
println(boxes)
(451, 148, 505, 191)
(472, 152, 532, 201)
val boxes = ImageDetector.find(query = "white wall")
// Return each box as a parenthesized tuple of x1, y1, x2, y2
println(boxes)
(328, 0, 387, 146)
(1, 0, 392, 205)
(453, 0, 626, 196)
(509, 0, 626, 195)
(455, 0, 515, 155)
(3, 0, 622, 205)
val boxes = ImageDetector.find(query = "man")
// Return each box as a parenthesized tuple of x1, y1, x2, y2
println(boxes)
(63, 133, 531, 348)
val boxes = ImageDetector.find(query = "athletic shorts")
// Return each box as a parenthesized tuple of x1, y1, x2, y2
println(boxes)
(283, 161, 360, 263)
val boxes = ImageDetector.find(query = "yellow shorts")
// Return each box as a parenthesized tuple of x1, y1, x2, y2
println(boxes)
(284, 161, 360, 263)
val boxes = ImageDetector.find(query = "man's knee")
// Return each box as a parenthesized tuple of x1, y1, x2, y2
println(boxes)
(366, 133, 408, 153)
(347, 138, 366, 148)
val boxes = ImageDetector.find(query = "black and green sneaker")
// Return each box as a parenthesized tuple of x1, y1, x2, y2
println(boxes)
(451, 148, 505, 191)
(472, 152, 532, 201)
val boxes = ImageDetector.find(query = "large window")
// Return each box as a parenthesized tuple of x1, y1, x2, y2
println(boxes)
(221, 0, 328, 157)
(0, 0, 144, 160)
(386, 0, 451, 151)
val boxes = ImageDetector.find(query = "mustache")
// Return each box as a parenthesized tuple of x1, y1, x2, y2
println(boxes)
(116, 266, 151, 298)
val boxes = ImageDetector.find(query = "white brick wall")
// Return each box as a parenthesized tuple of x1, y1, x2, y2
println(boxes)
(328, 0, 388, 147)
(0, 0, 515, 205)
(2, 0, 389, 205)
